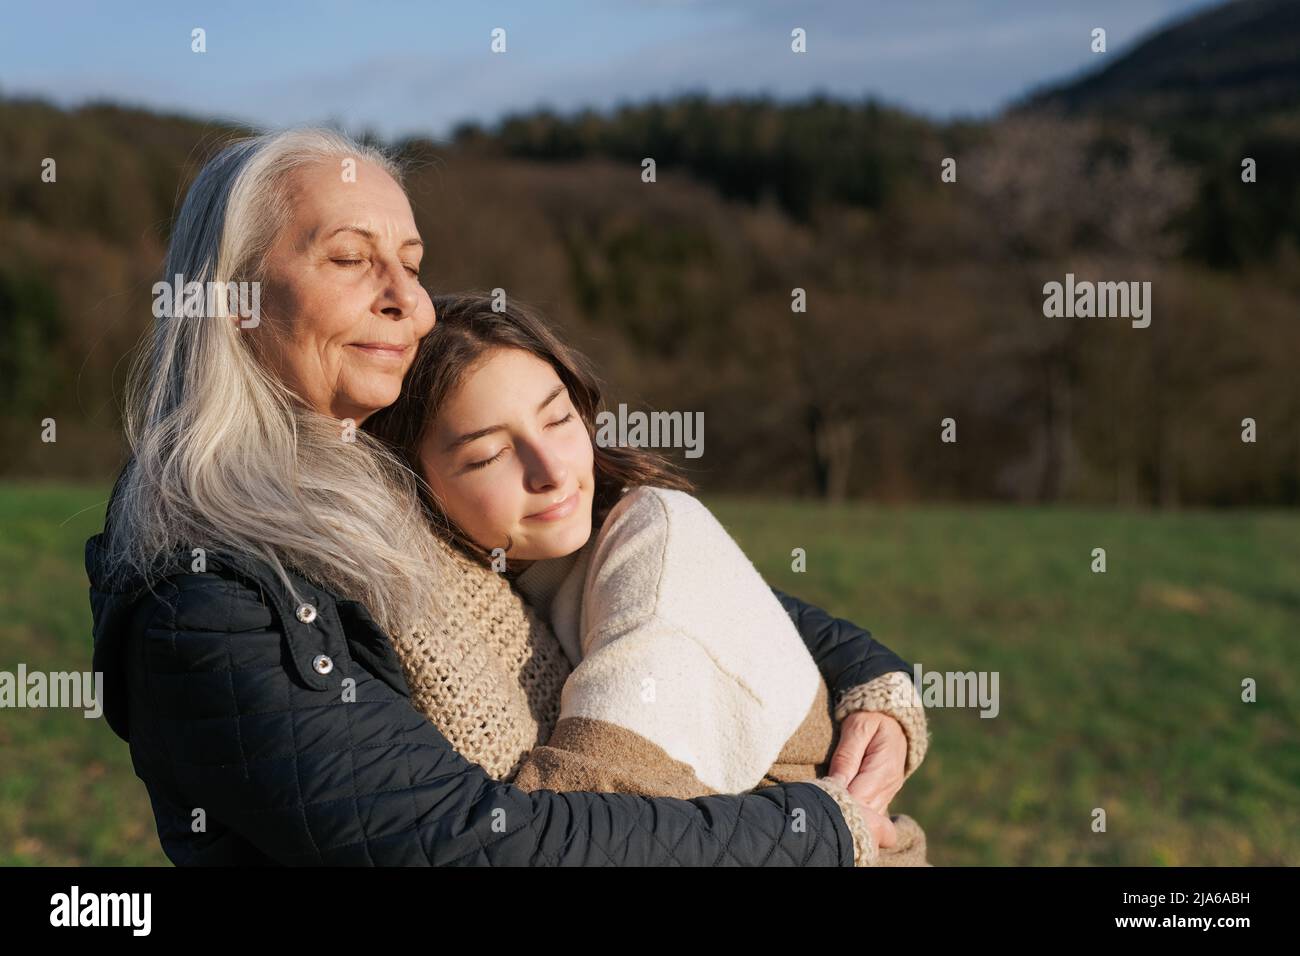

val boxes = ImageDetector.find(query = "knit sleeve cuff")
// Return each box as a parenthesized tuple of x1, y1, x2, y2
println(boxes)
(833, 670, 930, 778)
(808, 775, 878, 867)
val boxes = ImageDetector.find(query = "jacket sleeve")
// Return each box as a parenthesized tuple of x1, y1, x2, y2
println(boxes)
(770, 588, 929, 777)
(126, 572, 857, 866)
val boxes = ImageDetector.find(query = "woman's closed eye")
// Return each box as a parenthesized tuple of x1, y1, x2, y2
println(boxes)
(548, 412, 574, 428)
(331, 256, 421, 277)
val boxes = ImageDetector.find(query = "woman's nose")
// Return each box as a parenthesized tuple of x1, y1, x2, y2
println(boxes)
(375, 258, 420, 319)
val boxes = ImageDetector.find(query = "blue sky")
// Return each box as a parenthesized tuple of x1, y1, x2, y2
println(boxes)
(0, 0, 1225, 139)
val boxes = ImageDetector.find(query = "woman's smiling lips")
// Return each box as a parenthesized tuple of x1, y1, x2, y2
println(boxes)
(525, 491, 579, 521)
(347, 342, 411, 362)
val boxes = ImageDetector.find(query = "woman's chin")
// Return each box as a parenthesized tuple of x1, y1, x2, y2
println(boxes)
(335, 386, 403, 423)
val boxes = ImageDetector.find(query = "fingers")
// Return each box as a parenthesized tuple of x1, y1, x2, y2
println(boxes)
(848, 762, 903, 815)
(827, 712, 879, 786)
(858, 804, 899, 849)
(848, 733, 908, 813)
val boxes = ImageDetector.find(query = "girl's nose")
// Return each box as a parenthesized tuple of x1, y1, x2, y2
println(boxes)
(524, 443, 568, 492)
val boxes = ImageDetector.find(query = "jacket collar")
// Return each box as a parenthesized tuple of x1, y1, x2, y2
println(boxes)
(86, 477, 415, 741)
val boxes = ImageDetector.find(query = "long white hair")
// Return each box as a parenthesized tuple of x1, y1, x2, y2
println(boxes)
(107, 127, 448, 635)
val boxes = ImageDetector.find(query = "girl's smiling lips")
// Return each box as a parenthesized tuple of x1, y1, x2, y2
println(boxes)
(525, 490, 579, 521)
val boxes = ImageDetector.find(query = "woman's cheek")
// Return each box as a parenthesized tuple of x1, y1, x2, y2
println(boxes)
(285, 344, 330, 413)
(417, 292, 437, 337)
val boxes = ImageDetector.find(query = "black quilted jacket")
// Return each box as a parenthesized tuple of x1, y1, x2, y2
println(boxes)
(85, 532, 913, 866)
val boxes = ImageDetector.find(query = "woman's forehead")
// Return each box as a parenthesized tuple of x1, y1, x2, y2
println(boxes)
(284, 159, 413, 229)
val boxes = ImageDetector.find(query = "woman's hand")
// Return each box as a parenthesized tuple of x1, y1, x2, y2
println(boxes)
(858, 803, 899, 850)
(828, 710, 908, 832)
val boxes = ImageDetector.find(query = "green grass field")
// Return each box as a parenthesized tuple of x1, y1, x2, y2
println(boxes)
(2, 483, 1297, 865)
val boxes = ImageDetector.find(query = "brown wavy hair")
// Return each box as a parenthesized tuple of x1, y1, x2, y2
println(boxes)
(364, 290, 693, 566)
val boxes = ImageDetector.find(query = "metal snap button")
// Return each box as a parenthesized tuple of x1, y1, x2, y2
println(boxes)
(312, 654, 334, 675)
(296, 603, 317, 624)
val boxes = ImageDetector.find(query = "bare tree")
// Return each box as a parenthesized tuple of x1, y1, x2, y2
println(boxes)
(963, 113, 1195, 503)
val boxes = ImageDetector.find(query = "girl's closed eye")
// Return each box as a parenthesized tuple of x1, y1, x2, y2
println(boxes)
(462, 413, 571, 471)
(465, 448, 507, 471)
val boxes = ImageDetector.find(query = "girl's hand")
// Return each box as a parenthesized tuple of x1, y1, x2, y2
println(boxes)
(828, 710, 908, 818)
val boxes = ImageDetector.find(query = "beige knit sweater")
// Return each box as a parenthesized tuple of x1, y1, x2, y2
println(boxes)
(389, 515, 931, 867)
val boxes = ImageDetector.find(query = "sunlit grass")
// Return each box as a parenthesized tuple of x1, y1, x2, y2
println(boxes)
(2, 483, 1296, 865)
(709, 497, 1300, 865)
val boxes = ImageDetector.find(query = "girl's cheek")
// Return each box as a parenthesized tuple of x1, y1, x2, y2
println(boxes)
(468, 481, 513, 535)
(428, 465, 480, 533)
(441, 482, 497, 549)
(577, 432, 596, 480)
(420, 463, 449, 510)
(565, 424, 593, 462)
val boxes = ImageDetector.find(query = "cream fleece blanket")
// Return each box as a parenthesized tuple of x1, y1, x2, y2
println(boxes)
(509, 487, 931, 865)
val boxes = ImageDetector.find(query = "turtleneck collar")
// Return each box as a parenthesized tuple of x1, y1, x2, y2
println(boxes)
(510, 547, 584, 619)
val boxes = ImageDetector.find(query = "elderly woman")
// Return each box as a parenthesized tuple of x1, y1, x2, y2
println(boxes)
(85, 127, 928, 866)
